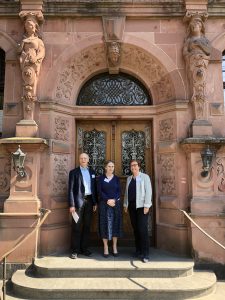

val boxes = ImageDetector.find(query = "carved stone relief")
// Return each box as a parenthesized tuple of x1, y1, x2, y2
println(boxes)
(183, 12, 211, 120)
(159, 118, 175, 141)
(122, 45, 174, 102)
(0, 157, 11, 194)
(55, 44, 174, 104)
(159, 154, 176, 195)
(216, 157, 225, 193)
(18, 11, 45, 120)
(52, 154, 69, 196)
(107, 41, 121, 69)
(55, 45, 106, 104)
(54, 116, 69, 142)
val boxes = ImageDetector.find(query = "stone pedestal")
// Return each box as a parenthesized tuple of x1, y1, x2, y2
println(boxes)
(181, 138, 225, 264)
(191, 120, 213, 137)
(16, 120, 39, 138)
(0, 138, 48, 262)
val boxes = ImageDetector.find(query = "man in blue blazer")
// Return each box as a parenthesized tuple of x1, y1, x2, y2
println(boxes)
(68, 153, 97, 259)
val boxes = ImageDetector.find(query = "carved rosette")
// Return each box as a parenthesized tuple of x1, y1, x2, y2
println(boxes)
(54, 116, 69, 142)
(159, 118, 175, 141)
(159, 154, 176, 195)
(183, 12, 211, 120)
(52, 155, 69, 196)
(18, 11, 45, 120)
(0, 157, 11, 194)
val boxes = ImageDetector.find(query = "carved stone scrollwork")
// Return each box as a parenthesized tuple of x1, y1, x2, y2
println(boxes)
(122, 45, 174, 102)
(54, 116, 69, 142)
(216, 158, 225, 193)
(159, 118, 175, 141)
(159, 154, 176, 195)
(183, 12, 211, 120)
(18, 11, 45, 120)
(55, 46, 106, 104)
(53, 155, 69, 196)
(0, 157, 11, 194)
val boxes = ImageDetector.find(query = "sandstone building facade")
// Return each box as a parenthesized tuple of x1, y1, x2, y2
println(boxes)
(0, 0, 225, 267)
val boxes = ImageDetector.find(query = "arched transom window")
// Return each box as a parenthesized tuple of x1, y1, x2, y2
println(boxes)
(77, 73, 152, 106)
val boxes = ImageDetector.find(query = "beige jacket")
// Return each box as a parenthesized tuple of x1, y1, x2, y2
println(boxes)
(124, 172, 152, 209)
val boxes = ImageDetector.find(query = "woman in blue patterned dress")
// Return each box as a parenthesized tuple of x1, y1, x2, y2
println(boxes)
(97, 160, 122, 257)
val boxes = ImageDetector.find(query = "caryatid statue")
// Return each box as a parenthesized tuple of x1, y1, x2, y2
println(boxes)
(18, 12, 45, 120)
(183, 12, 211, 120)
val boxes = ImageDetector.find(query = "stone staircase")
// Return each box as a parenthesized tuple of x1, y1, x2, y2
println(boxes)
(4, 249, 225, 300)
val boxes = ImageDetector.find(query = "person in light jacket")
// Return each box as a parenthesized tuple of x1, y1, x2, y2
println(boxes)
(124, 159, 152, 263)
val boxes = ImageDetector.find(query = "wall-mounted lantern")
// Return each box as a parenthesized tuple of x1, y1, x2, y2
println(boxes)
(201, 145, 214, 177)
(12, 145, 27, 178)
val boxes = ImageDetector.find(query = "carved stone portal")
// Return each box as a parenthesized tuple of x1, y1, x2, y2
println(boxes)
(183, 12, 211, 120)
(18, 11, 45, 121)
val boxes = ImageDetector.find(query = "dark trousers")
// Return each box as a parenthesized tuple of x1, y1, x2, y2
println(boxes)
(71, 197, 93, 253)
(128, 202, 150, 258)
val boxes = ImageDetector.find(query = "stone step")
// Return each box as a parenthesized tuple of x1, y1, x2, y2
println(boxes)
(33, 251, 194, 278)
(11, 269, 216, 300)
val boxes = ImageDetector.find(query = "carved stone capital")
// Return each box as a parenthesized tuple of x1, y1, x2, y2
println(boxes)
(185, 0, 208, 12)
(19, 11, 44, 24)
(20, 0, 44, 12)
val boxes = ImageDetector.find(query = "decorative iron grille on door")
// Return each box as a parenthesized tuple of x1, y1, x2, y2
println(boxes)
(122, 130, 146, 175)
(78, 128, 106, 175)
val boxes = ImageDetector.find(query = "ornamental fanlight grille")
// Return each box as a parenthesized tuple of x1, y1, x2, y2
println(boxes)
(77, 73, 151, 106)
(122, 130, 146, 175)
(82, 129, 106, 176)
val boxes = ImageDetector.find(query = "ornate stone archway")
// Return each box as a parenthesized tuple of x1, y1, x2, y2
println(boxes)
(41, 35, 186, 105)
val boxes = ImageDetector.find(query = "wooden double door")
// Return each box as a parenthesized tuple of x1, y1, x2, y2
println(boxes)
(76, 120, 154, 245)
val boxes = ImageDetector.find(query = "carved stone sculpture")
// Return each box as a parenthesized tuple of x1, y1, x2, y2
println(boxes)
(183, 12, 211, 120)
(107, 41, 121, 67)
(18, 12, 45, 120)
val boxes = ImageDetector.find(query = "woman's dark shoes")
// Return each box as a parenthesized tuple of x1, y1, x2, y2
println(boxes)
(103, 253, 109, 258)
(112, 252, 119, 257)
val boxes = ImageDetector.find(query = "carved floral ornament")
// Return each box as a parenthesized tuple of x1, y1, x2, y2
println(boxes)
(55, 44, 174, 105)
(183, 12, 211, 120)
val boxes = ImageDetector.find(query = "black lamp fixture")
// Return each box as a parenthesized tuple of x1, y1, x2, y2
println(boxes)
(201, 145, 214, 177)
(12, 145, 27, 178)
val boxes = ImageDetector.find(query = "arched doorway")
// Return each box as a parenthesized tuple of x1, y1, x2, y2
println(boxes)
(76, 72, 155, 246)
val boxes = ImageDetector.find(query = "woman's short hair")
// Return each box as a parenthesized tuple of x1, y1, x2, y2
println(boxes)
(130, 159, 141, 168)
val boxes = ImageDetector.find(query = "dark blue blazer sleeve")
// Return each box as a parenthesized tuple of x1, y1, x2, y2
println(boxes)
(68, 170, 75, 207)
